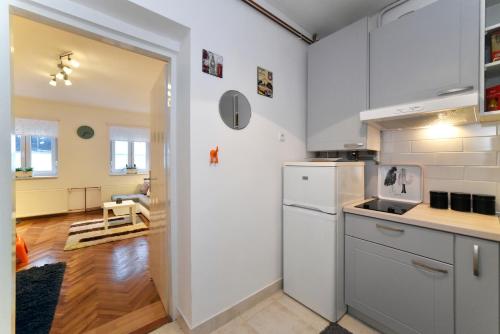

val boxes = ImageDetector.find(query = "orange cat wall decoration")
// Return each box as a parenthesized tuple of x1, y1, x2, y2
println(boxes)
(210, 146, 219, 165)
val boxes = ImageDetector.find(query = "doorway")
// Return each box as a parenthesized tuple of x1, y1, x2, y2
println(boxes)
(8, 9, 175, 334)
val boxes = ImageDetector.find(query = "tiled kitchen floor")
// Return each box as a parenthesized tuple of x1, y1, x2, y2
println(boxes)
(151, 291, 379, 334)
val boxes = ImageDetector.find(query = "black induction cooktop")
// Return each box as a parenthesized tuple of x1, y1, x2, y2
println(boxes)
(355, 199, 418, 215)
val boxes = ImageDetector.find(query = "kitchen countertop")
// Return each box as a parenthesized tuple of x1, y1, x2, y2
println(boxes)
(344, 199, 500, 242)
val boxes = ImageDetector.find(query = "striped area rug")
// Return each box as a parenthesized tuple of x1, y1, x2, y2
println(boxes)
(64, 216, 149, 251)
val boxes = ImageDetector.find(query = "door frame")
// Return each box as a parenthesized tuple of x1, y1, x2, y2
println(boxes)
(2, 1, 183, 331)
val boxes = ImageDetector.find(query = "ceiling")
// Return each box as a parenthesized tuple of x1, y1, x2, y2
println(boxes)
(264, 0, 396, 38)
(12, 15, 166, 113)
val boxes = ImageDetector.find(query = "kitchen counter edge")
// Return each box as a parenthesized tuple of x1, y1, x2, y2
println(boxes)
(343, 199, 500, 242)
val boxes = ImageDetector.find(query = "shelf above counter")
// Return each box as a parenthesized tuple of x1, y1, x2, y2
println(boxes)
(485, 59, 500, 74)
(485, 22, 500, 33)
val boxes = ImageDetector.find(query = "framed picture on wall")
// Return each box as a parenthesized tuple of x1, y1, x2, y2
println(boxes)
(202, 49, 223, 78)
(257, 66, 273, 98)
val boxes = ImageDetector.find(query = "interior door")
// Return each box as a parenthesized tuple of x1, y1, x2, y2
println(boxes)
(149, 65, 171, 312)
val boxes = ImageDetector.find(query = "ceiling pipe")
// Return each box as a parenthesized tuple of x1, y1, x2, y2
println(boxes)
(377, 0, 410, 27)
(241, 0, 314, 44)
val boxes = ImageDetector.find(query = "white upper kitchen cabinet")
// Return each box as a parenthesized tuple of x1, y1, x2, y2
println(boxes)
(370, 0, 479, 109)
(307, 17, 380, 152)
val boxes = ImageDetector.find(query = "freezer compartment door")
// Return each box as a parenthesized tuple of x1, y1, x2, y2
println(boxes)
(283, 205, 343, 322)
(283, 166, 337, 214)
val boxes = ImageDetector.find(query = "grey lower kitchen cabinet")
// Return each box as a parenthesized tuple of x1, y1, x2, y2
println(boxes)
(307, 17, 379, 152)
(345, 213, 500, 334)
(369, 0, 479, 109)
(345, 235, 454, 334)
(455, 235, 500, 334)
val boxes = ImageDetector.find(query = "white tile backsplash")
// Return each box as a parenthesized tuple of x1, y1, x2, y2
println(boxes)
(381, 122, 500, 210)
(411, 139, 462, 153)
(381, 141, 411, 153)
(390, 153, 436, 165)
(464, 167, 500, 182)
(458, 123, 497, 138)
(434, 152, 497, 166)
(463, 136, 500, 152)
(462, 180, 497, 196)
(425, 166, 465, 180)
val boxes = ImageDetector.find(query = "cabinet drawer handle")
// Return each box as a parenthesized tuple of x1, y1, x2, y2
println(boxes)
(411, 260, 448, 274)
(437, 86, 474, 96)
(344, 143, 364, 149)
(473, 244, 479, 277)
(376, 223, 405, 233)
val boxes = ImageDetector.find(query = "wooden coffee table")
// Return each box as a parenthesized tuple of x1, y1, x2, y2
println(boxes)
(102, 200, 137, 229)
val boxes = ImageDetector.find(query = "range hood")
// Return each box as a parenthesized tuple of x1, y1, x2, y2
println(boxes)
(360, 92, 479, 130)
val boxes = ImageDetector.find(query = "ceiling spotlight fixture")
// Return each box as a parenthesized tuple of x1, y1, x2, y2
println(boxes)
(58, 63, 72, 75)
(49, 51, 79, 87)
(68, 55, 80, 68)
(64, 74, 72, 86)
(49, 75, 57, 87)
(62, 65, 72, 74)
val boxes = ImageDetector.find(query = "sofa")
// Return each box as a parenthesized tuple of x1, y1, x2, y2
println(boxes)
(110, 194, 150, 220)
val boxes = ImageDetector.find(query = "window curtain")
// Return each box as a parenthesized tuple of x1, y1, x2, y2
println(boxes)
(109, 126, 150, 142)
(15, 118, 59, 137)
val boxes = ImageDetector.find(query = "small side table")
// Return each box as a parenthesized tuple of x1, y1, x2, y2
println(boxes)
(102, 200, 137, 229)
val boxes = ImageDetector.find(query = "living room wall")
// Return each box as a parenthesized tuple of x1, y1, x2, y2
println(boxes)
(14, 96, 149, 218)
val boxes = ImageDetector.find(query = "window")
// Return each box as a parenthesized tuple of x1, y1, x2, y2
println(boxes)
(112, 140, 129, 171)
(110, 141, 150, 173)
(14, 119, 58, 177)
(133, 142, 147, 170)
(109, 126, 150, 174)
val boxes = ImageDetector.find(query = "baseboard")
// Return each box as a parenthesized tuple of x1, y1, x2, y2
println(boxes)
(177, 279, 282, 334)
(176, 309, 191, 334)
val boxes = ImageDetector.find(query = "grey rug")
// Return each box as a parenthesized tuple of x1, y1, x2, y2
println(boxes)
(320, 322, 353, 334)
(16, 262, 66, 334)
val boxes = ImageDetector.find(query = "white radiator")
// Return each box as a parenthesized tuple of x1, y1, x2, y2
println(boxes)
(68, 187, 102, 212)
(16, 189, 68, 218)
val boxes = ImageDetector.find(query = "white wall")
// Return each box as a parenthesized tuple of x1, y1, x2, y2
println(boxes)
(129, 0, 308, 327)
(3, 0, 307, 329)
(14, 96, 149, 217)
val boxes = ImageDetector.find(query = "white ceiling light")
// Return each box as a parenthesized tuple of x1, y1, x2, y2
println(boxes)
(58, 63, 72, 75)
(49, 75, 57, 87)
(68, 55, 80, 68)
(64, 74, 72, 86)
(62, 65, 72, 74)
(50, 51, 79, 86)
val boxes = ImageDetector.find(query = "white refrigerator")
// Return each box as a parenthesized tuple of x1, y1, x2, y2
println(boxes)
(283, 161, 364, 322)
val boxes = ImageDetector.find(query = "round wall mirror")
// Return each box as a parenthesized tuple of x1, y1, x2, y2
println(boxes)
(219, 90, 251, 130)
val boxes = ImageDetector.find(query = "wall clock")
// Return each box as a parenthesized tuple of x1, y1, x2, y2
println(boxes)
(77, 125, 94, 139)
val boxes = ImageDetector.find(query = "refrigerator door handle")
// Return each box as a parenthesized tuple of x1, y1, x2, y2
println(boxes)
(285, 203, 334, 215)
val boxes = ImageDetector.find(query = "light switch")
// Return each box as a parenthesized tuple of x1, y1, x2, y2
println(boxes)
(279, 133, 285, 142)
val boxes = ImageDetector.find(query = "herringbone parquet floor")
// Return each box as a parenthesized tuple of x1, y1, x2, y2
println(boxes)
(16, 211, 169, 334)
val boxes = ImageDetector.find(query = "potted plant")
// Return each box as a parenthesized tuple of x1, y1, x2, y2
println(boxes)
(126, 164, 137, 174)
(15, 167, 33, 178)
(24, 167, 33, 177)
(15, 168, 24, 178)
